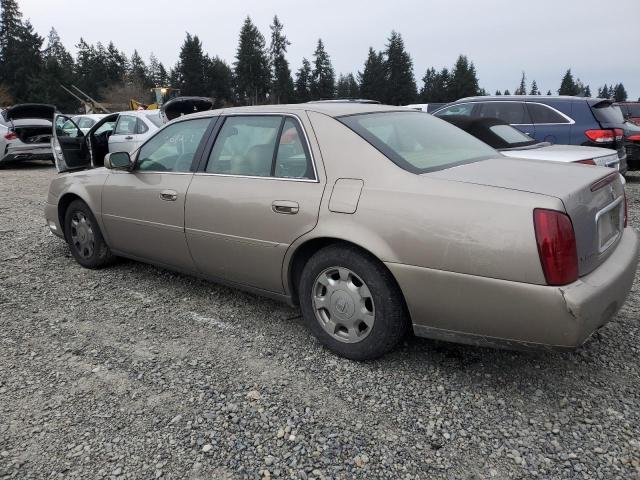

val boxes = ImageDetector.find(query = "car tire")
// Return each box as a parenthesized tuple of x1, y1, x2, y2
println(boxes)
(299, 244, 409, 360)
(64, 199, 115, 269)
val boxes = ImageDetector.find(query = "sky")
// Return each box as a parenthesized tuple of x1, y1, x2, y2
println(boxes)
(17, 0, 640, 100)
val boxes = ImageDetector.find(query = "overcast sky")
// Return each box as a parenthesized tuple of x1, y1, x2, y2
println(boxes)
(18, 0, 640, 100)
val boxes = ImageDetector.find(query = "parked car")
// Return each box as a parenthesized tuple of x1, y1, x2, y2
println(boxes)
(1, 103, 56, 165)
(66, 114, 109, 134)
(45, 104, 639, 360)
(623, 120, 640, 170)
(52, 97, 214, 171)
(405, 103, 448, 113)
(616, 101, 640, 125)
(433, 96, 628, 174)
(442, 115, 622, 169)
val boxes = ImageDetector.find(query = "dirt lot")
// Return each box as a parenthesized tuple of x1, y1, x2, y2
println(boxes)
(0, 162, 639, 480)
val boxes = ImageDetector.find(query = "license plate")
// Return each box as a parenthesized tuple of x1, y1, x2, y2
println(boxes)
(597, 203, 622, 252)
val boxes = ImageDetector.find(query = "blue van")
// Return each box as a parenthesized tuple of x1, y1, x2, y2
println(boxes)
(433, 96, 628, 173)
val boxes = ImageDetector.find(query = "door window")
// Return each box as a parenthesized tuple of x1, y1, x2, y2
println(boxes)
(114, 115, 137, 135)
(136, 118, 211, 173)
(136, 118, 149, 134)
(206, 116, 282, 177)
(57, 116, 82, 138)
(435, 103, 475, 116)
(274, 117, 314, 179)
(527, 103, 570, 124)
(479, 102, 532, 124)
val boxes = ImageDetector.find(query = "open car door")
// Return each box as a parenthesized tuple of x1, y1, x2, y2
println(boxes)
(160, 96, 214, 123)
(52, 114, 89, 172)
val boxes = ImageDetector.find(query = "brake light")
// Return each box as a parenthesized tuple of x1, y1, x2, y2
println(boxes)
(614, 128, 623, 141)
(585, 129, 617, 143)
(624, 192, 628, 228)
(533, 209, 579, 286)
(574, 159, 595, 165)
(627, 134, 640, 142)
(3, 131, 16, 140)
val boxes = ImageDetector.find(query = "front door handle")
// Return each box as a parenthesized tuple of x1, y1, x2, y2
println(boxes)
(272, 200, 299, 215)
(125, 136, 134, 140)
(160, 190, 178, 202)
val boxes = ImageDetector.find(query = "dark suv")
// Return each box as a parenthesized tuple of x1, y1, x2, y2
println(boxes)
(433, 96, 628, 173)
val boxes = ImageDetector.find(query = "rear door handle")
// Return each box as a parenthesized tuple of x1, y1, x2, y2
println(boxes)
(125, 136, 134, 140)
(272, 200, 299, 215)
(160, 190, 178, 202)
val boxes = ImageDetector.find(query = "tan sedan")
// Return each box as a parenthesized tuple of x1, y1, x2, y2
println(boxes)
(45, 103, 640, 360)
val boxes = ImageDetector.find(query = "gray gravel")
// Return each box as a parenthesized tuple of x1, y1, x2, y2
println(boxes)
(0, 162, 639, 480)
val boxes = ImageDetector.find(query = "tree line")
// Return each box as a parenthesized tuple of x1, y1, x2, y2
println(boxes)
(0, 0, 633, 112)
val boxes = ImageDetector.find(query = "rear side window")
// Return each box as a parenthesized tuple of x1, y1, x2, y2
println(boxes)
(478, 102, 532, 124)
(114, 115, 137, 135)
(136, 118, 149, 134)
(339, 111, 497, 174)
(146, 113, 163, 127)
(591, 102, 625, 125)
(527, 103, 570, 124)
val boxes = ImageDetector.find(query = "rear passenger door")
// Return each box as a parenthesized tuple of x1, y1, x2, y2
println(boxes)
(525, 102, 573, 144)
(478, 102, 535, 138)
(108, 115, 148, 154)
(185, 113, 325, 293)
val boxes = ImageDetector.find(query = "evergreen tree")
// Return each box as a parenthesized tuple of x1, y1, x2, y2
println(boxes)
(504, 89, 511, 95)
(105, 42, 127, 85)
(205, 55, 234, 107)
(478, 88, 488, 96)
(598, 84, 610, 98)
(310, 39, 335, 100)
(529, 80, 539, 95)
(383, 31, 417, 105)
(38, 28, 76, 111)
(420, 67, 450, 103)
(613, 83, 627, 102)
(558, 69, 578, 95)
(515, 72, 526, 95)
(128, 49, 149, 87)
(359, 47, 387, 102)
(269, 16, 294, 104)
(448, 55, 479, 101)
(584, 85, 591, 97)
(294, 58, 312, 102)
(495, 90, 502, 95)
(546, 90, 552, 95)
(234, 17, 270, 104)
(174, 33, 207, 96)
(148, 53, 162, 86)
(336, 73, 359, 98)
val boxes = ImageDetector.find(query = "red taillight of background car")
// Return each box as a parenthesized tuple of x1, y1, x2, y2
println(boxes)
(585, 129, 616, 143)
(533, 209, 579, 286)
(3, 131, 17, 140)
(574, 159, 596, 165)
(627, 134, 640, 142)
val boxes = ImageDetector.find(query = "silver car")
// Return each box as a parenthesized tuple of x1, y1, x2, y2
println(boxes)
(45, 103, 639, 360)
(0, 104, 55, 165)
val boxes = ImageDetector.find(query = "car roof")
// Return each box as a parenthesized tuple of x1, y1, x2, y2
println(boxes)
(185, 103, 407, 119)
(452, 95, 611, 105)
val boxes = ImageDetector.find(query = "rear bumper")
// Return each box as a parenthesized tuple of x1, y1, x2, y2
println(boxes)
(1, 144, 53, 164)
(387, 227, 639, 349)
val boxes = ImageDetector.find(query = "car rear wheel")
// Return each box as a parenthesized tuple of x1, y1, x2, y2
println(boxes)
(299, 244, 409, 360)
(64, 199, 114, 269)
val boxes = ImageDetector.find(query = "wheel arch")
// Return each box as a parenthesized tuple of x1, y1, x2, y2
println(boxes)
(57, 190, 102, 242)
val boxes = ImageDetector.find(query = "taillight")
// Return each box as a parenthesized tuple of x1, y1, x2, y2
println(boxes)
(4, 131, 16, 140)
(574, 159, 595, 165)
(533, 209, 579, 286)
(627, 134, 640, 142)
(585, 129, 615, 143)
(624, 192, 628, 228)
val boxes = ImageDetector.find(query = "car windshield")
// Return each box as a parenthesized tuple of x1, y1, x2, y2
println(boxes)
(339, 111, 497, 173)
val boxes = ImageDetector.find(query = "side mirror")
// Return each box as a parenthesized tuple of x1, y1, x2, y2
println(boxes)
(104, 151, 132, 170)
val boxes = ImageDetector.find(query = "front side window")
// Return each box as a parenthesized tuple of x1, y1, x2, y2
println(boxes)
(435, 103, 475, 117)
(479, 102, 532, 124)
(527, 103, 570, 124)
(340, 111, 497, 173)
(114, 115, 137, 135)
(136, 118, 211, 172)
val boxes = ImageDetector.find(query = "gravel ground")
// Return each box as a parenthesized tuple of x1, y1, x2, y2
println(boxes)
(0, 162, 639, 480)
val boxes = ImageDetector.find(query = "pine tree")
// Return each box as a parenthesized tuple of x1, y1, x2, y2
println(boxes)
(128, 50, 149, 87)
(383, 31, 417, 105)
(359, 47, 387, 102)
(613, 83, 627, 102)
(205, 55, 234, 107)
(598, 84, 609, 98)
(448, 55, 479, 101)
(105, 42, 127, 85)
(558, 69, 578, 95)
(420, 67, 450, 103)
(38, 28, 76, 110)
(294, 58, 312, 102)
(234, 17, 270, 104)
(504, 89, 511, 95)
(336, 73, 359, 98)
(584, 85, 591, 98)
(515, 72, 526, 95)
(269, 16, 294, 104)
(529, 80, 539, 95)
(495, 90, 502, 95)
(310, 39, 335, 100)
(174, 33, 207, 97)
(546, 90, 552, 95)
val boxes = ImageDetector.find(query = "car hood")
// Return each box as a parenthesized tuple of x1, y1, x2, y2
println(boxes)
(2, 103, 56, 121)
(500, 144, 617, 163)
(161, 96, 214, 121)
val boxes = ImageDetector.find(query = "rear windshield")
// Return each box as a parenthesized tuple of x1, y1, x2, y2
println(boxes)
(339, 111, 497, 173)
(591, 102, 625, 125)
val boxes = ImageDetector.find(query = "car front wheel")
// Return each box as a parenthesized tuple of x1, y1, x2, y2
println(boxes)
(63, 199, 114, 269)
(299, 244, 409, 360)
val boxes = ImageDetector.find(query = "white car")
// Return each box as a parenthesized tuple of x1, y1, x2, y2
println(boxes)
(1, 104, 56, 165)
(69, 114, 110, 134)
(443, 116, 621, 169)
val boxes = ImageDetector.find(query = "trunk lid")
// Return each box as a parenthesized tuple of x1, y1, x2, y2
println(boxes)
(2, 103, 56, 121)
(427, 157, 626, 276)
(160, 96, 213, 122)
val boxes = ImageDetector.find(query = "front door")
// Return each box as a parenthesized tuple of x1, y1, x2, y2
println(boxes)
(101, 117, 213, 270)
(53, 114, 90, 172)
(108, 114, 148, 154)
(185, 114, 324, 293)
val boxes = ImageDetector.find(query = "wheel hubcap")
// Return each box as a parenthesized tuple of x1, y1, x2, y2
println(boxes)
(70, 211, 95, 259)
(312, 267, 375, 343)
